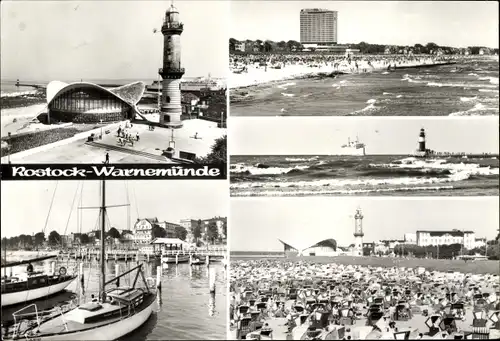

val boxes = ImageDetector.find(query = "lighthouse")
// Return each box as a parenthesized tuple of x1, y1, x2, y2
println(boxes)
(159, 2, 184, 128)
(353, 207, 364, 257)
(418, 128, 426, 152)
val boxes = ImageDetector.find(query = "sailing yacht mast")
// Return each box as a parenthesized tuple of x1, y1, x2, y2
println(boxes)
(100, 178, 106, 302)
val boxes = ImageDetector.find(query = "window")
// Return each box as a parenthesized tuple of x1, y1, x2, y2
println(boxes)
(166, 96, 171, 104)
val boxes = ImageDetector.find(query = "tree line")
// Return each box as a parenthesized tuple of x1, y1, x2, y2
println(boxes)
(1, 218, 228, 250)
(230, 38, 499, 55)
(363, 241, 499, 260)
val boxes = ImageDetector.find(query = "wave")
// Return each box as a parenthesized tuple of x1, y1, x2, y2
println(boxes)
(231, 185, 455, 196)
(230, 163, 309, 175)
(277, 82, 296, 90)
(479, 89, 499, 93)
(478, 76, 499, 85)
(374, 157, 498, 178)
(449, 103, 498, 116)
(460, 96, 478, 102)
(285, 156, 319, 162)
(281, 92, 295, 97)
(381, 72, 390, 75)
(1, 90, 38, 98)
(428, 81, 497, 89)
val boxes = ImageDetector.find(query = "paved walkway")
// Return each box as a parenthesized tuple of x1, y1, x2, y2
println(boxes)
(5, 119, 225, 163)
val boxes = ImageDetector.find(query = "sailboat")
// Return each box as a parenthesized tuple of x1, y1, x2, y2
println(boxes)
(2, 176, 158, 340)
(1, 254, 77, 307)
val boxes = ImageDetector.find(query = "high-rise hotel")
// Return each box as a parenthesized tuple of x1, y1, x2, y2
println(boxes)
(300, 8, 338, 45)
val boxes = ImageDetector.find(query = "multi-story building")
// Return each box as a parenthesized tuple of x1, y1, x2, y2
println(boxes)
(416, 230, 475, 249)
(179, 217, 227, 244)
(157, 221, 184, 238)
(300, 9, 338, 46)
(133, 218, 158, 244)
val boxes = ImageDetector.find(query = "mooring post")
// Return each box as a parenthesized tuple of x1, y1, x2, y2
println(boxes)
(156, 265, 162, 291)
(209, 266, 216, 294)
(175, 254, 178, 265)
(206, 255, 210, 267)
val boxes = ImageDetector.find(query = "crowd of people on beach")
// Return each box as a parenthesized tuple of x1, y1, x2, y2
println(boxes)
(229, 259, 500, 340)
(116, 120, 139, 147)
(230, 53, 461, 76)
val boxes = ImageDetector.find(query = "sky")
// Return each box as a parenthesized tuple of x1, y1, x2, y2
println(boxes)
(230, 197, 499, 251)
(0, 1, 229, 82)
(229, 117, 500, 155)
(1, 180, 228, 238)
(230, 1, 499, 48)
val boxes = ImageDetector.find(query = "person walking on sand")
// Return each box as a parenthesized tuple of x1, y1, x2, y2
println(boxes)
(136, 132, 140, 142)
(105, 152, 110, 164)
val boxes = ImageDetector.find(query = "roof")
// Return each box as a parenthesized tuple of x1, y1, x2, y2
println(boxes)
(151, 238, 186, 245)
(278, 238, 337, 252)
(417, 230, 475, 237)
(46, 81, 145, 107)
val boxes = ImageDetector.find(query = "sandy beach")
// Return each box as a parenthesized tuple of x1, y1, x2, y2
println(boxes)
(229, 57, 442, 89)
(1, 104, 48, 137)
(230, 259, 500, 340)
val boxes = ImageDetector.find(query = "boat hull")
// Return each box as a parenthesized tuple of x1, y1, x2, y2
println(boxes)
(5, 293, 156, 341)
(161, 255, 190, 264)
(340, 147, 365, 156)
(1, 276, 76, 307)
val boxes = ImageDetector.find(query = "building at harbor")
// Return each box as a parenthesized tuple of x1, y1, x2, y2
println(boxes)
(300, 8, 338, 45)
(133, 218, 185, 244)
(45, 81, 145, 124)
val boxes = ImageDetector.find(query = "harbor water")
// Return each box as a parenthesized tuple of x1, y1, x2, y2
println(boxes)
(1, 256, 227, 340)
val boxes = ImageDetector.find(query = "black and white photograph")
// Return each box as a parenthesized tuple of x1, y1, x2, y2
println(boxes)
(229, 1, 499, 116)
(1, 180, 228, 340)
(1, 1, 227, 164)
(229, 197, 500, 340)
(230, 117, 499, 197)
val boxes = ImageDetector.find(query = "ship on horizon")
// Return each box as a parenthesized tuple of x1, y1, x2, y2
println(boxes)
(341, 135, 366, 156)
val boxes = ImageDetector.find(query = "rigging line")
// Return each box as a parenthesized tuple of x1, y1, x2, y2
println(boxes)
(62, 181, 82, 242)
(132, 183, 140, 218)
(41, 181, 59, 235)
(125, 181, 130, 232)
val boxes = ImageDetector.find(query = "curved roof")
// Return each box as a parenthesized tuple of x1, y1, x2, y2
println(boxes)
(278, 238, 337, 252)
(46, 81, 146, 107)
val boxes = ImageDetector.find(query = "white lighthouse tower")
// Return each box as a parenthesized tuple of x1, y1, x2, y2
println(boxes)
(159, 1, 184, 128)
(353, 207, 364, 256)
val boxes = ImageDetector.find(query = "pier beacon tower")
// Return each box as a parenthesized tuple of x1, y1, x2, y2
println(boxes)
(418, 128, 426, 152)
(414, 128, 428, 157)
(353, 207, 364, 256)
(159, 2, 185, 127)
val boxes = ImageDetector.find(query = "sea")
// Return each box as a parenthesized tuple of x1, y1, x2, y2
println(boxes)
(230, 57, 499, 116)
(230, 155, 499, 196)
(0, 255, 227, 340)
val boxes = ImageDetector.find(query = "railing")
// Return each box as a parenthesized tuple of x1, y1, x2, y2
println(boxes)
(12, 304, 41, 338)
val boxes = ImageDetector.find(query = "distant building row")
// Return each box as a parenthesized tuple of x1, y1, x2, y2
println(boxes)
(59, 216, 227, 247)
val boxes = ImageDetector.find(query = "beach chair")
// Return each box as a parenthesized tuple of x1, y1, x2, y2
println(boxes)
(471, 327, 490, 339)
(488, 310, 500, 329)
(238, 317, 252, 339)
